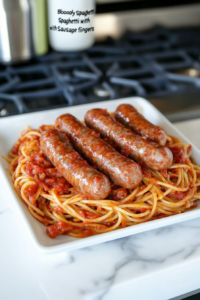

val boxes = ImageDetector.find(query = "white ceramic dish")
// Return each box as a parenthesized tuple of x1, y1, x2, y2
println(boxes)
(1, 97, 200, 254)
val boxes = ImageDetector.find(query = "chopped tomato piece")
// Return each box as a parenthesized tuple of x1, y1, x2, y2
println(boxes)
(78, 229, 93, 238)
(46, 222, 73, 239)
(25, 162, 45, 176)
(12, 143, 20, 155)
(78, 210, 99, 219)
(78, 210, 86, 218)
(24, 182, 39, 206)
(168, 187, 195, 200)
(44, 178, 70, 195)
(54, 206, 64, 213)
(138, 185, 147, 192)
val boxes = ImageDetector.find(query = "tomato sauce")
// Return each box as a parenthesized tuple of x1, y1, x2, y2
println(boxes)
(160, 169, 168, 179)
(168, 186, 195, 200)
(78, 210, 99, 219)
(46, 221, 94, 239)
(142, 169, 152, 178)
(169, 145, 186, 164)
(46, 221, 74, 239)
(24, 182, 39, 206)
(24, 151, 71, 197)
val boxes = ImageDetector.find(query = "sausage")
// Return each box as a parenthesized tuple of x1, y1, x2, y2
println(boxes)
(115, 104, 167, 146)
(40, 129, 111, 200)
(85, 109, 173, 170)
(55, 114, 142, 189)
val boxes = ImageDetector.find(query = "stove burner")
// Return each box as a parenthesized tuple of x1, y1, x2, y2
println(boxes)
(1, 26, 200, 117)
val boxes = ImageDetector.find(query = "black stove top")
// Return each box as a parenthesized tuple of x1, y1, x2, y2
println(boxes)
(1, 26, 200, 122)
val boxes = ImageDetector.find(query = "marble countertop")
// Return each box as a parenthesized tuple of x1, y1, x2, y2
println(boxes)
(2, 118, 200, 300)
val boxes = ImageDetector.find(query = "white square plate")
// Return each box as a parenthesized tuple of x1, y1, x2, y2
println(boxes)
(1, 97, 200, 254)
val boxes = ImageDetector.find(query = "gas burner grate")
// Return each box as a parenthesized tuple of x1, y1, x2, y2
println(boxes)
(1, 26, 200, 117)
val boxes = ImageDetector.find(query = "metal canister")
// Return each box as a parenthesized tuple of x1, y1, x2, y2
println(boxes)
(0, 0, 32, 63)
(0, 0, 48, 64)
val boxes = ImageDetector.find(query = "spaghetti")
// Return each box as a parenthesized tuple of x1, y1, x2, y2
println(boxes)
(4, 125, 200, 239)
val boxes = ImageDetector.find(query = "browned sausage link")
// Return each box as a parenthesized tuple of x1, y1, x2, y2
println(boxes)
(115, 104, 167, 146)
(85, 109, 173, 170)
(55, 114, 143, 189)
(40, 129, 111, 200)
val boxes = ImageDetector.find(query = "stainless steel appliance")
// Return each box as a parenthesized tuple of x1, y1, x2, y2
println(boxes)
(0, 0, 32, 63)
(0, 26, 200, 121)
(0, 0, 48, 64)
